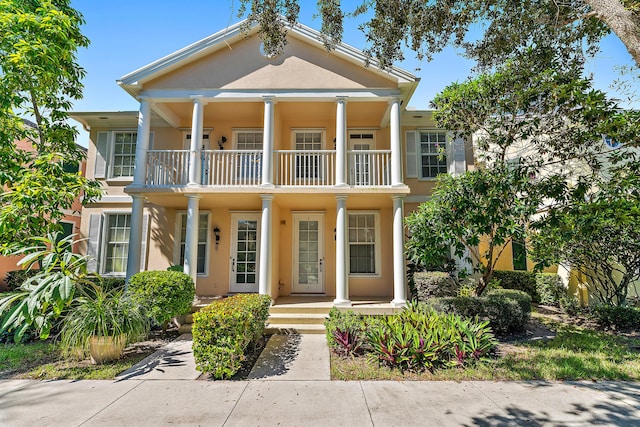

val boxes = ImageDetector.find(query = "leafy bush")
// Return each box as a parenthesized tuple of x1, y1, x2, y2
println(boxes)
(366, 302, 496, 371)
(192, 294, 271, 379)
(167, 265, 184, 272)
(493, 270, 539, 303)
(486, 289, 531, 323)
(412, 271, 459, 301)
(427, 293, 528, 334)
(4, 269, 40, 292)
(325, 308, 366, 356)
(592, 306, 640, 331)
(127, 271, 195, 330)
(560, 296, 580, 316)
(86, 276, 126, 293)
(536, 273, 566, 307)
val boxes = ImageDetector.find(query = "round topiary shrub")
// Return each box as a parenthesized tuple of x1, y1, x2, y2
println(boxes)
(412, 271, 460, 301)
(127, 271, 195, 331)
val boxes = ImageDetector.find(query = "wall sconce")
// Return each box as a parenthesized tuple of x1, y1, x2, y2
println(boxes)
(334, 228, 336, 241)
(218, 136, 227, 150)
(213, 226, 221, 245)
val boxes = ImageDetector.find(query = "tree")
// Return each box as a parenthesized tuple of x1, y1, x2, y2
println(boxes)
(405, 165, 543, 296)
(530, 168, 640, 307)
(0, 0, 102, 253)
(237, 1, 639, 69)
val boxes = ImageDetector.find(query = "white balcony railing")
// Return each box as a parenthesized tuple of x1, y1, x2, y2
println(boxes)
(348, 150, 391, 186)
(145, 149, 391, 188)
(275, 150, 335, 186)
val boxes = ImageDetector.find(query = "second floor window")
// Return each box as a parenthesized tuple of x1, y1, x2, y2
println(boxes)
(420, 131, 447, 179)
(112, 132, 137, 178)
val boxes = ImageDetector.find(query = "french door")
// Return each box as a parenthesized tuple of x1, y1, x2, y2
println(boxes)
(229, 213, 261, 293)
(292, 213, 324, 293)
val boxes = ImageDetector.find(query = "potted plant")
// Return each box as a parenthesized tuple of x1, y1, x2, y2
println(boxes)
(61, 284, 149, 364)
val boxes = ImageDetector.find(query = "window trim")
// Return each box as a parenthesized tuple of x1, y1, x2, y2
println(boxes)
(232, 128, 264, 150)
(107, 130, 138, 180)
(348, 130, 376, 150)
(290, 128, 326, 150)
(417, 129, 449, 181)
(174, 211, 211, 277)
(347, 211, 381, 278)
(100, 210, 132, 277)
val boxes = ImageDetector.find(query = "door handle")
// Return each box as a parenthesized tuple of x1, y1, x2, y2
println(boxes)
(231, 258, 235, 272)
(319, 258, 323, 272)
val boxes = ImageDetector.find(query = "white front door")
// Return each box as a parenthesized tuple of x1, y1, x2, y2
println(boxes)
(230, 213, 261, 293)
(292, 213, 324, 293)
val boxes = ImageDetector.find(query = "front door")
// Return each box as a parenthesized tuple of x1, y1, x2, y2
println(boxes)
(230, 213, 261, 293)
(292, 213, 324, 293)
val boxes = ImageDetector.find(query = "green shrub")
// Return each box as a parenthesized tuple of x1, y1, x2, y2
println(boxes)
(560, 296, 580, 316)
(493, 270, 539, 303)
(325, 308, 366, 356)
(592, 306, 640, 330)
(167, 265, 184, 272)
(412, 271, 459, 301)
(192, 294, 271, 379)
(86, 275, 126, 293)
(4, 269, 40, 291)
(426, 293, 527, 334)
(366, 302, 496, 371)
(536, 273, 566, 307)
(486, 289, 531, 323)
(127, 271, 195, 330)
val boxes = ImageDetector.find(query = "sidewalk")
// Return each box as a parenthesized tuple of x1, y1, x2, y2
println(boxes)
(1, 378, 639, 426)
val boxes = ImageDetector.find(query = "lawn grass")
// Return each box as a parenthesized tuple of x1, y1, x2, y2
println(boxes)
(331, 313, 640, 381)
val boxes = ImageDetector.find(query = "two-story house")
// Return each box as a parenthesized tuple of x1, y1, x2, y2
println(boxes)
(72, 19, 471, 307)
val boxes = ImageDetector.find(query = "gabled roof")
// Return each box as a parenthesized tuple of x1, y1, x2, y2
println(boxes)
(117, 18, 419, 95)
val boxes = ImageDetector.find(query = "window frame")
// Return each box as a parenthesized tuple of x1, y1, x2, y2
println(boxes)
(417, 130, 448, 180)
(108, 130, 138, 180)
(290, 128, 326, 150)
(174, 211, 211, 277)
(100, 211, 132, 277)
(232, 128, 264, 150)
(347, 211, 381, 277)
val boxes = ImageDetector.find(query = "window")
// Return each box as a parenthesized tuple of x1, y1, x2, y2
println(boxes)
(512, 241, 527, 271)
(420, 131, 447, 178)
(111, 132, 137, 178)
(235, 131, 263, 150)
(294, 130, 324, 179)
(348, 213, 379, 275)
(176, 212, 209, 275)
(103, 213, 131, 274)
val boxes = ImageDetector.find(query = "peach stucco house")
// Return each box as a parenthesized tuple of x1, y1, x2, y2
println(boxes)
(71, 20, 472, 306)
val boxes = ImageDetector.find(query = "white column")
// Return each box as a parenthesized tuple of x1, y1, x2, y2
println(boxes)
(184, 194, 201, 284)
(391, 195, 407, 307)
(132, 98, 151, 187)
(335, 97, 348, 187)
(258, 194, 273, 296)
(390, 97, 403, 187)
(334, 194, 350, 306)
(261, 96, 275, 187)
(188, 96, 205, 187)
(125, 194, 145, 284)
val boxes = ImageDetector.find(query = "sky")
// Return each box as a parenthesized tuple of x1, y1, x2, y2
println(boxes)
(69, 0, 639, 148)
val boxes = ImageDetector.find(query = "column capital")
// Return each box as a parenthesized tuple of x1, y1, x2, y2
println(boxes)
(335, 96, 348, 103)
(190, 95, 207, 105)
(260, 194, 274, 201)
(138, 96, 150, 102)
(131, 194, 147, 201)
(335, 194, 348, 201)
(391, 194, 405, 202)
(388, 95, 402, 104)
(262, 95, 276, 103)
(185, 194, 202, 200)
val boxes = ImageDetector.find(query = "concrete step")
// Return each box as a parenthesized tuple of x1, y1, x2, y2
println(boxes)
(269, 305, 332, 315)
(264, 323, 326, 335)
(267, 313, 328, 325)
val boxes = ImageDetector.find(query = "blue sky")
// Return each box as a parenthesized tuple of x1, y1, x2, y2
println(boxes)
(70, 0, 638, 147)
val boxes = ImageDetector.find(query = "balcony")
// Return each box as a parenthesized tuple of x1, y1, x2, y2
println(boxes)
(145, 149, 391, 188)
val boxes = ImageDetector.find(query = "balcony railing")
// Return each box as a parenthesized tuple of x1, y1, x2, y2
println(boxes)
(144, 149, 391, 188)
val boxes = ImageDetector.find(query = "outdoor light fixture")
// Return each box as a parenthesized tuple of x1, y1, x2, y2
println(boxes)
(213, 226, 221, 245)
(218, 136, 227, 150)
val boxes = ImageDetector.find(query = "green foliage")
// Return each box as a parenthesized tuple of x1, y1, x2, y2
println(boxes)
(324, 308, 384, 357)
(493, 271, 539, 303)
(60, 286, 149, 358)
(411, 271, 460, 301)
(560, 296, 581, 316)
(405, 166, 541, 295)
(591, 306, 640, 331)
(0, 232, 94, 342)
(486, 289, 532, 324)
(127, 271, 195, 330)
(166, 265, 184, 272)
(366, 302, 496, 371)
(192, 294, 271, 379)
(536, 273, 566, 307)
(0, 1, 102, 252)
(4, 269, 40, 292)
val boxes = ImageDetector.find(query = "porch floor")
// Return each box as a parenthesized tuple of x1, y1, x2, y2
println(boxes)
(272, 296, 404, 315)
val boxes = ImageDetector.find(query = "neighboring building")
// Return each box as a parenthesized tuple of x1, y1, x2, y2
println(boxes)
(0, 119, 86, 291)
(71, 19, 472, 306)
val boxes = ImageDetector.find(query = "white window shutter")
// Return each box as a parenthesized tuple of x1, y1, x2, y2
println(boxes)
(139, 213, 150, 271)
(94, 132, 109, 179)
(405, 131, 418, 178)
(450, 134, 466, 176)
(87, 213, 103, 273)
(148, 131, 154, 150)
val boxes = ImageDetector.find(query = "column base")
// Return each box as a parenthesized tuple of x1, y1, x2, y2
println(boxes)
(390, 299, 407, 308)
(333, 299, 352, 307)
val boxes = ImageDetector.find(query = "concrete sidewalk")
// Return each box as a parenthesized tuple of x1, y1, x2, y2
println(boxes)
(1, 379, 639, 426)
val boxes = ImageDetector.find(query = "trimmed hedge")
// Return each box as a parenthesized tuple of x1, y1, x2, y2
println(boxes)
(493, 270, 539, 303)
(536, 273, 566, 307)
(4, 269, 40, 291)
(592, 306, 640, 331)
(412, 271, 459, 301)
(127, 271, 195, 329)
(192, 294, 272, 379)
(426, 290, 530, 334)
